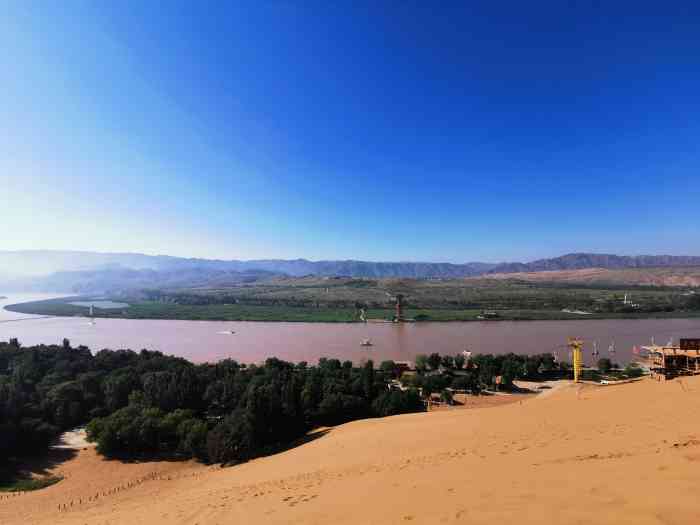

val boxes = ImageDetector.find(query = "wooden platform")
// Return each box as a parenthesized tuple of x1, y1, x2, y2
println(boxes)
(642, 344, 700, 380)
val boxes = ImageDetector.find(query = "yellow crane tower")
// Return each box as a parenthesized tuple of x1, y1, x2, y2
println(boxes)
(568, 337, 584, 382)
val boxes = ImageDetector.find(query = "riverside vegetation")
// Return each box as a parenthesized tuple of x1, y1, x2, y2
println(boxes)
(1, 339, 577, 478)
(7, 276, 700, 322)
(0, 339, 424, 469)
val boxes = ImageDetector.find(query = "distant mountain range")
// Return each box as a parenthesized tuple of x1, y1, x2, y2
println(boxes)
(4, 268, 279, 294)
(486, 253, 700, 275)
(1, 250, 700, 293)
(0, 250, 497, 280)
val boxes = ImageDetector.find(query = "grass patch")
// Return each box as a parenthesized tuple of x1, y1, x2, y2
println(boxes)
(0, 475, 63, 492)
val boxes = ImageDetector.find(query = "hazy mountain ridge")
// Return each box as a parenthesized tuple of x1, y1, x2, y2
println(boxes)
(0, 251, 496, 279)
(486, 253, 700, 274)
(1, 267, 278, 294)
(1, 251, 700, 294)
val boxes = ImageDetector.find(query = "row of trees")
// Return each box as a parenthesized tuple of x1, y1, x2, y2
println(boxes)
(387, 352, 566, 395)
(596, 357, 644, 378)
(141, 286, 700, 316)
(0, 339, 423, 465)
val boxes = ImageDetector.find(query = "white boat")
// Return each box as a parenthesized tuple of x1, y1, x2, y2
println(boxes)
(360, 339, 373, 347)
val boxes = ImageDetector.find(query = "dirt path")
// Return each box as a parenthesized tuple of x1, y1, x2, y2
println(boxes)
(52, 428, 93, 450)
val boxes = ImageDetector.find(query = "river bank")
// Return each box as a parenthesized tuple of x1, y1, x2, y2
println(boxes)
(6, 296, 700, 323)
(2, 294, 700, 366)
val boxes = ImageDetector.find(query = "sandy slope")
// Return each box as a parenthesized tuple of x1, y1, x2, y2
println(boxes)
(3, 377, 700, 525)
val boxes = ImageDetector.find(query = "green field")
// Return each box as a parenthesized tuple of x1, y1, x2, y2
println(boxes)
(139, 275, 697, 313)
(6, 274, 700, 322)
(6, 290, 700, 323)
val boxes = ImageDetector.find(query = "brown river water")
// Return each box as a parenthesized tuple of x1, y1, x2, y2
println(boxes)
(2, 294, 700, 366)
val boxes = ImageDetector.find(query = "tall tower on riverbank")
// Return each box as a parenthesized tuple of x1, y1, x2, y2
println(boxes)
(395, 294, 404, 322)
(569, 337, 584, 382)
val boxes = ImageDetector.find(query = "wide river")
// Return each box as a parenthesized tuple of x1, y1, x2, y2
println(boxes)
(2, 293, 700, 366)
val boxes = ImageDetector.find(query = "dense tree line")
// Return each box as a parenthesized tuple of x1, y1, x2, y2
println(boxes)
(139, 286, 700, 316)
(390, 352, 565, 397)
(0, 339, 642, 467)
(0, 340, 422, 465)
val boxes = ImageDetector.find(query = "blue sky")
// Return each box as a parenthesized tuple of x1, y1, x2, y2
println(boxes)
(3, 2, 699, 263)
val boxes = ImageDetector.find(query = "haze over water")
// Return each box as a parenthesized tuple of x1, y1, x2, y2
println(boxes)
(3, 295, 699, 366)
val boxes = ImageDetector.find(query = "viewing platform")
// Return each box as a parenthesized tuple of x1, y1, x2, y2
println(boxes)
(642, 339, 700, 380)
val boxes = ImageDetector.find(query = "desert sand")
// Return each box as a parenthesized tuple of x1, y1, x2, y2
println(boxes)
(2, 376, 700, 524)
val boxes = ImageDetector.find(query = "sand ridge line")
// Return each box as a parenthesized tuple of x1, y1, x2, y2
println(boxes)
(4, 375, 700, 524)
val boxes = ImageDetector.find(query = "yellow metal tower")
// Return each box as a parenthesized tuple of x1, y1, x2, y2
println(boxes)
(568, 337, 584, 382)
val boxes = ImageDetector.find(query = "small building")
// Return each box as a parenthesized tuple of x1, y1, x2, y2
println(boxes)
(394, 361, 414, 374)
(643, 339, 700, 380)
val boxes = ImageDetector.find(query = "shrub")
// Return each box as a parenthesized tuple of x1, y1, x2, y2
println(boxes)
(623, 363, 644, 378)
(207, 410, 254, 464)
(597, 358, 612, 374)
(372, 389, 424, 417)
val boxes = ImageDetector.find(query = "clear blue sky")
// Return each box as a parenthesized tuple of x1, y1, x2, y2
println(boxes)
(3, 2, 699, 263)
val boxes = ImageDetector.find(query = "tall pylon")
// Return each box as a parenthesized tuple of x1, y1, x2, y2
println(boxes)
(568, 337, 584, 383)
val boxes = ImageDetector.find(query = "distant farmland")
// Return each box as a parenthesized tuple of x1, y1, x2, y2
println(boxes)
(6, 272, 700, 322)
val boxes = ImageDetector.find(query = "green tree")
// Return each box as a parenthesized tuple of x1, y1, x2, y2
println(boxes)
(440, 389, 453, 404)
(421, 374, 448, 397)
(623, 363, 644, 378)
(372, 389, 424, 416)
(597, 358, 612, 374)
(685, 294, 700, 310)
(451, 373, 479, 394)
(207, 409, 255, 464)
(414, 354, 429, 373)
(362, 360, 375, 400)
(428, 353, 442, 371)
(500, 357, 521, 388)
(440, 355, 454, 369)
(379, 360, 396, 376)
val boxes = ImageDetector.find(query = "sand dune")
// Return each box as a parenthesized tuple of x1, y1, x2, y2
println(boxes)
(3, 377, 700, 524)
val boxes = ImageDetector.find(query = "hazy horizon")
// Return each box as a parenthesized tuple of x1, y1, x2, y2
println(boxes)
(4, 3, 699, 262)
(3, 249, 700, 281)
